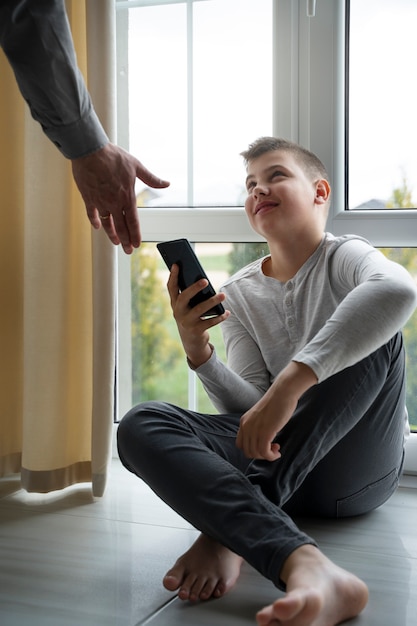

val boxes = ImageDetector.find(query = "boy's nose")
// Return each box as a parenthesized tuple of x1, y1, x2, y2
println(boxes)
(254, 184, 269, 197)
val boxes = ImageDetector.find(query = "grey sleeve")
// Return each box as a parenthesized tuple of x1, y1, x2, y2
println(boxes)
(294, 243, 417, 382)
(192, 308, 271, 413)
(194, 345, 266, 414)
(0, 0, 108, 158)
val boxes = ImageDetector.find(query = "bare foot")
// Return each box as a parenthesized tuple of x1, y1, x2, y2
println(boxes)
(163, 534, 243, 602)
(256, 545, 368, 626)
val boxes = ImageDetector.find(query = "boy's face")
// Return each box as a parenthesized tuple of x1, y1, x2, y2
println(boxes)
(244, 150, 329, 242)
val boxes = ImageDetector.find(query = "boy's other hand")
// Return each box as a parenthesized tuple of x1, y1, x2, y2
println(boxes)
(236, 394, 295, 461)
(236, 361, 317, 460)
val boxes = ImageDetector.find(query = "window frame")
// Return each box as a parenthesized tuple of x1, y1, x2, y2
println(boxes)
(115, 0, 417, 474)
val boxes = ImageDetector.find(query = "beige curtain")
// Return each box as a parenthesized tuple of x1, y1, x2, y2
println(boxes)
(0, 0, 117, 497)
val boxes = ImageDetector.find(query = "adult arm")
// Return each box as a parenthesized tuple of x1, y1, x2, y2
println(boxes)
(0, 0, 107, 158)
(0, 0, 169, 252)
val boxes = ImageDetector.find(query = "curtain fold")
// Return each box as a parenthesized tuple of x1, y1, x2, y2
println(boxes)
(0, 0, 117, 497)
(86, 0, 118, 498)
(0, 53, 25, 478)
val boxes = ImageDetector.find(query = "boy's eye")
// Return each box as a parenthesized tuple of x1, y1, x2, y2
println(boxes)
(246, 170, 286, 192)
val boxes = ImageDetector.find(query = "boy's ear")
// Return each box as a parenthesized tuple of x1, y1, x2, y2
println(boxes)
(314, 179, 331, 204)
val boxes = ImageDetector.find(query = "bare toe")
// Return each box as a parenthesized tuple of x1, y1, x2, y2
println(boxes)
(163, 571, 181, 592)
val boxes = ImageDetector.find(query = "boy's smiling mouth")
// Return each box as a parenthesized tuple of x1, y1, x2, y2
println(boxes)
(255, 201, 278, 215)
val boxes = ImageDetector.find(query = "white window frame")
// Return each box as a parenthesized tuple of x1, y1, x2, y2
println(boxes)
(115, 0, 417, 474)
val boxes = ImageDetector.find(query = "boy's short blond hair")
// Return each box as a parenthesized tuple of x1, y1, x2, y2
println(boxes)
(241, 137, 329, 183)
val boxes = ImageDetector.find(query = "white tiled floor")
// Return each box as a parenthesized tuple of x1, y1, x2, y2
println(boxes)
(0, 459, 416, 626)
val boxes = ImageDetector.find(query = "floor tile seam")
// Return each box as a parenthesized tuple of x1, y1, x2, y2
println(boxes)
(0, 503, 197, 532)
(90, 517, 196, 532)
(122, 518, 196, 530)
(133, 596, 179, 625)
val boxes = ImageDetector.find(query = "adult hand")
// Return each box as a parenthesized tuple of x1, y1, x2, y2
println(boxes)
(236, 361, 317, 460)
(167, 264, 229, 367)
(71, 143, 170, 254)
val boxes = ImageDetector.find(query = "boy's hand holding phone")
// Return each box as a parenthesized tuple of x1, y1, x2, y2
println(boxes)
(167, 263, 229, 368)
(157, 239, 230, 367)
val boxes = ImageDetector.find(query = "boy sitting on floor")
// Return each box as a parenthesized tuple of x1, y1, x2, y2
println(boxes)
(118, 137, 417, 625)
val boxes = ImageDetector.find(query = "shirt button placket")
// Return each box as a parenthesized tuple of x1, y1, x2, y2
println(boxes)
(285, 281, 297, 341)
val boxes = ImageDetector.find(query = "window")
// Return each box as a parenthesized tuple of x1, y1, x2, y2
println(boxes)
(348, 0, 417, 211)
(116, 0, 417, 472)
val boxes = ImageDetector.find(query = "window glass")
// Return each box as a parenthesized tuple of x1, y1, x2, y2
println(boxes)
(191, 0, 272, 207)
(348, 0, 417, 210)
(118, 0, 273, 207)
(123, 3, 188, 205)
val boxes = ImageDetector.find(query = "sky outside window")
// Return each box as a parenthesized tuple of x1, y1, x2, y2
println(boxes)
(348, 0, 417, 209)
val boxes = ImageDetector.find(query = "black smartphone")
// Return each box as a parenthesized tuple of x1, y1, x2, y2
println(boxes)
(157, 238, 225, 318)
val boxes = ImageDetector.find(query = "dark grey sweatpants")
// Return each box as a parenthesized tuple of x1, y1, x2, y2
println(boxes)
(117, 332, 406, 589)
